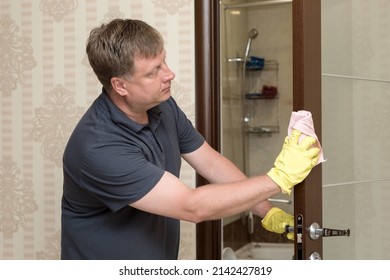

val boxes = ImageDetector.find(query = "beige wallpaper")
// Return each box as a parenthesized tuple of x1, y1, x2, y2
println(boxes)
(0, 0, 196, 259)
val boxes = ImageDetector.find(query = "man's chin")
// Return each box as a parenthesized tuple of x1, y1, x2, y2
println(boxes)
(161, 91, 171, 101)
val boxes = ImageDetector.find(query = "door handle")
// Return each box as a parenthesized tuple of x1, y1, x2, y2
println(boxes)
(308, 222, 350, 240)
(285, 222, 350, 240)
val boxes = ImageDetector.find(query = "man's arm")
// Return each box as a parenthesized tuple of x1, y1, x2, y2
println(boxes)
(130, 142, 280, 223)
(131, 130, 319, 223)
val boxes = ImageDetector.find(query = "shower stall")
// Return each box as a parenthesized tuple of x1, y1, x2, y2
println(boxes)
(220, 0, 294, 259)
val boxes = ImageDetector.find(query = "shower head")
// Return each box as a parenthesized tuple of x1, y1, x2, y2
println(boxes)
(248, 28, 259, 40)
(244, 28, 259, 59)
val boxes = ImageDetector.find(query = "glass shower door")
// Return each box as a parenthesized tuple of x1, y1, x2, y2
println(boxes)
(220, 0, 294, 257)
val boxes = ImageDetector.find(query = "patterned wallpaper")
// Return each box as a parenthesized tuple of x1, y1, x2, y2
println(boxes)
(0, 0, 196, 259)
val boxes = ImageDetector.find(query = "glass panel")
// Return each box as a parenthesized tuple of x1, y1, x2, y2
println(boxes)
(220, 0, 293, 259)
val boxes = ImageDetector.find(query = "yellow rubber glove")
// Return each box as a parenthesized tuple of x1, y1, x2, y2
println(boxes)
(261, 207, 294, 240)
(267, 129, 320, 195)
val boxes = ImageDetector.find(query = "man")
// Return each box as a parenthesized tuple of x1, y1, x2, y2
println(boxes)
(61, 18, 319, 260)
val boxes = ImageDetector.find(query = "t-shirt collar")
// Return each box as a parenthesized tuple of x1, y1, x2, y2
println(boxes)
(100, 88, 162, 133)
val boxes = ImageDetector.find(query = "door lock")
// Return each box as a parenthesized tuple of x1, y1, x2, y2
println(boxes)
(309, 251, 321, 260)
(285, 220, 350, 260)
(309, 222, 350, 240)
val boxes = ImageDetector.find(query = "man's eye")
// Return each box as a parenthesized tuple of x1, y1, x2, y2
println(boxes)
(149, 67, 160, 76)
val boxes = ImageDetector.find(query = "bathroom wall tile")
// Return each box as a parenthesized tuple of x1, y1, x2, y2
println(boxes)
(322, 0, 390, 81)
(322, 0, 390, 260)
(351, 81, 390, 181)
(323, 77, 390, 185)
(322, 77, 356, 185)
(245, 3, 293, 178)
(324, 180, 390, 259)
(222, 100, 245, 172)
(349, 1, 390, 80)
(322, 0, 353, 75)
(323, 183, 356, 259)
(223, 218, 251, 251)
(222, 2, 249, 60)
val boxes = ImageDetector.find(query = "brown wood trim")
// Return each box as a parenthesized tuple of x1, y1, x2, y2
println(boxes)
(292, 0, 322, 259)
(194, 0, 221, 260)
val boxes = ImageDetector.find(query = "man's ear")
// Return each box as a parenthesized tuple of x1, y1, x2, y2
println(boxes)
(110, 77, 128, 96)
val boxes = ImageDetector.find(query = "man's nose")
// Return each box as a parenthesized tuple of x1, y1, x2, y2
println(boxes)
(162, 66, 175, 82)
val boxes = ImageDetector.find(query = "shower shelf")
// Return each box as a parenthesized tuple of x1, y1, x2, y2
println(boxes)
(243, 59, 279, 135)
(246, 59, 278, 71)
(245, 125, 279, 134)
(245, 86, 278, 99)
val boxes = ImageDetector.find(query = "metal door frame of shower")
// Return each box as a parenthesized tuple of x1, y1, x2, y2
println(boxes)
(194, 0, 322, 260)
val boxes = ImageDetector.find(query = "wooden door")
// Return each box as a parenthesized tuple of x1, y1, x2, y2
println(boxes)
(194, 0, 322, 260)
(292, 0, 322, 260)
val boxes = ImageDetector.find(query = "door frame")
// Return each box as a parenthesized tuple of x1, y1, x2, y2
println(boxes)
(194, 0, 322, 260)
(194, 0, 222, 260)
(292, 0, 322, 260)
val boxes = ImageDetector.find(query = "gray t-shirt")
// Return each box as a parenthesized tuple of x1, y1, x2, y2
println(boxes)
(61, 91, 204, 259)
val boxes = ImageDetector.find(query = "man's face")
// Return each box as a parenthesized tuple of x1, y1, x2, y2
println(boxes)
(124, 50, 176, 110)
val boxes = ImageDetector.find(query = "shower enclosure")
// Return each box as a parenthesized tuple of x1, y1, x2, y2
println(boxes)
(220, 0, 294, 257)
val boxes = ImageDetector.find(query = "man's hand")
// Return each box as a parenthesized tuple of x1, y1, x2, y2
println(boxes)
(261, 207, 294, 240)
(267, 129, 320, 195)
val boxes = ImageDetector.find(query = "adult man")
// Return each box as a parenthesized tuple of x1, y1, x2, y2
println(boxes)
(61, 18, 319, 259)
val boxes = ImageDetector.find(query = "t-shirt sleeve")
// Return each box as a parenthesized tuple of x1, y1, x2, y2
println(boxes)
(166, 98, 205, 154)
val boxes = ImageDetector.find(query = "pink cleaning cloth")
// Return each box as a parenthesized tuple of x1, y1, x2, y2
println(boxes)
(287, 110, 326, 165)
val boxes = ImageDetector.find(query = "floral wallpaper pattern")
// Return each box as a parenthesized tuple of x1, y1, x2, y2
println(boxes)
(39, 0, 78, 22)
(0, 0, 195, 259)
(0, 159, 38, 236)
(0, 15, 36, 95)
(152, 0, 191, 15)
(31, 84, 85, 168)
(35, 231, 61, 259)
